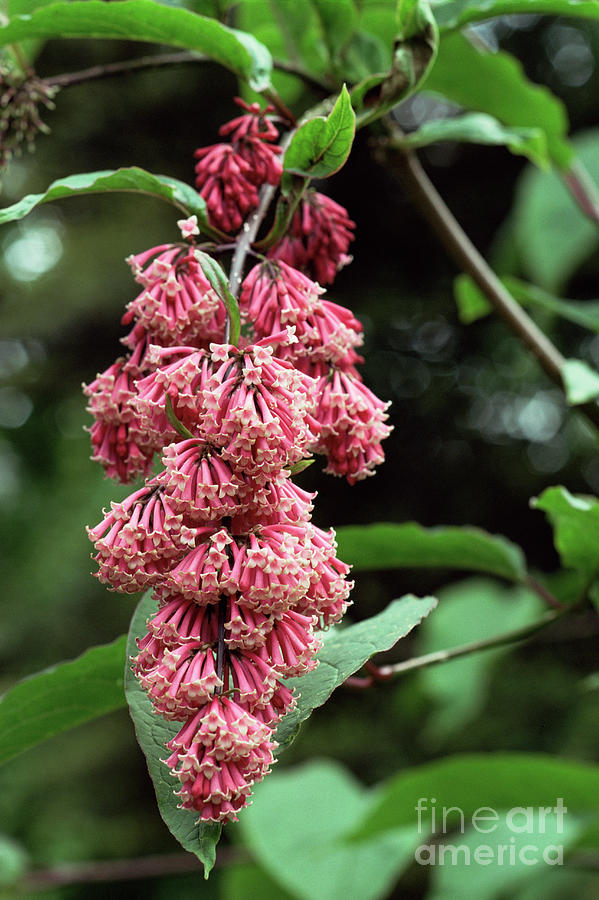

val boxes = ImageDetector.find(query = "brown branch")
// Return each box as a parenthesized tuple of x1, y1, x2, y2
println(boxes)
(375, 124, 599, 433)
(23, 848, 246, 891)
(44, 53, 329, 96)
(45, 52, 203, 88)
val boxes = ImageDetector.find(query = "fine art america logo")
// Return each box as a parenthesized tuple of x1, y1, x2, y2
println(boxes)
(414, 797, 568, 866)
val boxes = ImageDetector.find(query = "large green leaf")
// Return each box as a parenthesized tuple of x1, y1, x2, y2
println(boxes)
(0, 167, 219, 236)
(428, 813, 586, 900)
(0, 635, 127, 765)
(532, 486, 599, 580)
(275, 594, 438, 748)
(124, 591, 221, 877)
(508, 129, 599, 291)
(334, 522, 527, 582)
(239, 759, 420, 900)
(416, 578, 543, 740)
(424, 31, 572, 167)
(399, 112, 549, 168)
(433, 0, 599, 32)
(0, 0, 273, 92)
(351, 752, 599, 840)
(283, 84, 356, 184)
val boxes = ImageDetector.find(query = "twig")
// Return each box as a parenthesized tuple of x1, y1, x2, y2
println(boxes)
(563, 160, 599, 226)
(44, 53, 329, 95)
(228, 130, 294, 298)
(45, 52, 203, 88)
(526, 574, 564, 611)
(376, 124, 599, 432)
(23, 848, 246, 891)
(344, 610, 562, 690)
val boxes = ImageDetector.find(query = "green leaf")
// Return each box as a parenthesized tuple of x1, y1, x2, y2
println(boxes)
(194, 250, 241, 345)
(283, 84, 356, 185)
(532, 486, 599, 580)
(433, 0, 599, 33)
(334, 521, 527, 582)
(454, 272, 493, 323)
(424, 31, 572, 167)
(428, 813, 587, 900)
(398, 0, 436, 40)
(310, 0, 359, 60)
(351, 752, 599, 840)
(239, 759, 421, 900)
(352, 0, 438, 127)
(400, 112, 549, 168)
(0, 167, 220, 237)
(0, 836, 28, 889)
(562, 359, 599, 405)
(0, 636, 127, 765)
(509, 129, 599, 291)
(0, 0, 273, 92)
(417, 578, 543, 740)
(124, 591, 221, 877)
(342, 29, 391, 82)
(454, 273, 599, 333)
(221, 863, 297, 900)
(275, 595, 437, 748)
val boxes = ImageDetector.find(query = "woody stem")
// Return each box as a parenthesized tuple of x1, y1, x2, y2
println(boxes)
(215, 595, 228, 694)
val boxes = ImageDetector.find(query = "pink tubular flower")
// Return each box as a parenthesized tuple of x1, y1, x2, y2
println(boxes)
(240, 259, 363, 364)
(159, 438, 270, 522)
(311, 366, 393, 485)
(195, 338, 320, 476)
(135, 641, 222, 719)
(194, 99, 282, 234)
(83, 355, 155, 483)
(133, 345, 213, 443)
(87, 480, 197, 592)
(268, 190, 355, 285)
(299, 525, 354, 626)
(218, 98, 279, 143)
(164, 696, 276, 821)
(146, 595, 220, 645)
(122, 245, 225, 346)
(194, 144, 260, 234)
(162, 525, 313, 613)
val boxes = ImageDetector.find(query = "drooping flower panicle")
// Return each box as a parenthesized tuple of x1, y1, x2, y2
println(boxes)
(84, 97, 391, 825)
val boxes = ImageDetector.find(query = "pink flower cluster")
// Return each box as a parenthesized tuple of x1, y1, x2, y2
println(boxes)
(85, 98, 393, 823)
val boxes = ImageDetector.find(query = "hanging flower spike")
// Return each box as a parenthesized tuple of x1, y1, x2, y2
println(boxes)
(122, 244, 225, 346)
(133, 345, 213, 444)
(83, 352, 155, 483)
(194, 98, 282, 234)
(87, 479, 198, 592)
(268, 190, 356, 285)
(164, 696, 276, 821)
(312, 366, 393, 484)
(134, 641, 223, 720)
(160, 438, 270, 522)
(240, 260, 363, 365)
(194, 338, 321, 477)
